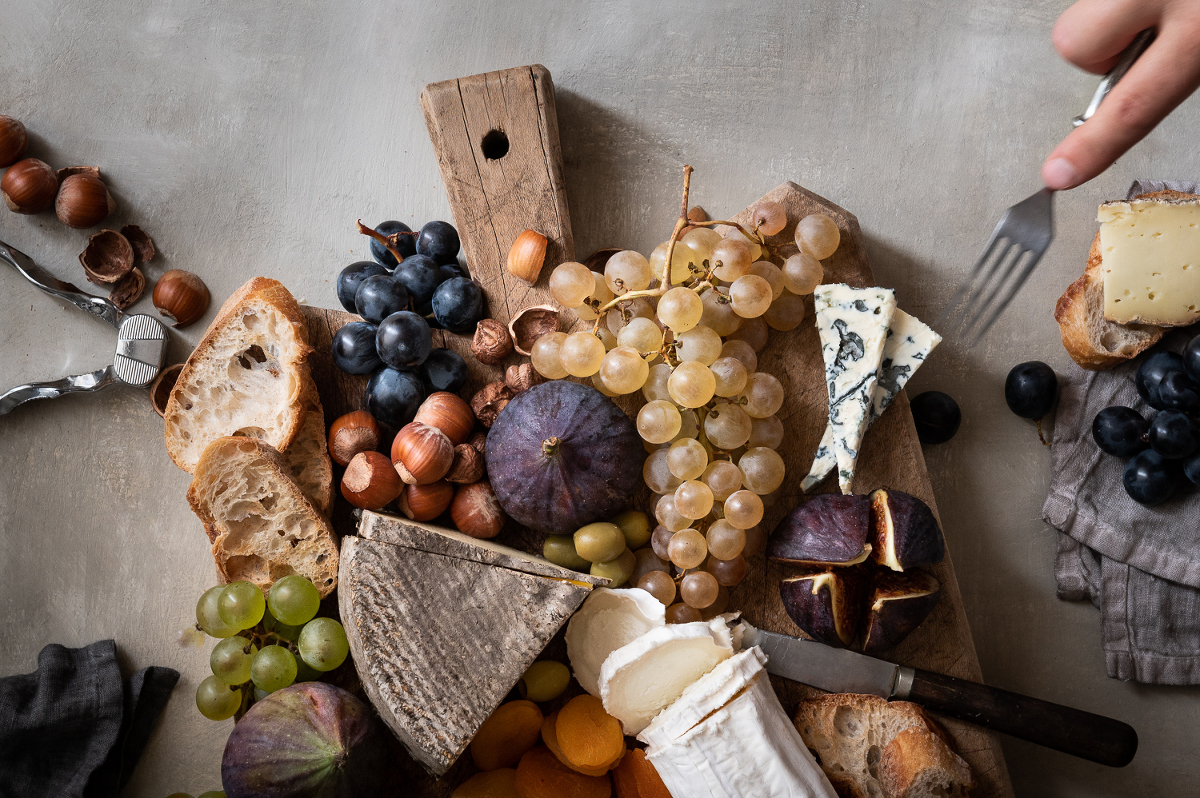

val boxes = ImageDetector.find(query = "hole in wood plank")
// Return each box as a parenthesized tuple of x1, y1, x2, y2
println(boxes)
(481, 129, 509, 160)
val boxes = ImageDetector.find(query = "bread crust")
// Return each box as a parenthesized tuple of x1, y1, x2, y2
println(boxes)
(287, 374, 335, 517)
(163, 277, 314, 472)
(187, 436, 339, 597)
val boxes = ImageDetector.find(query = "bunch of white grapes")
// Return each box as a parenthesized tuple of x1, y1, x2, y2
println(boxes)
(541, 201, 842, 622)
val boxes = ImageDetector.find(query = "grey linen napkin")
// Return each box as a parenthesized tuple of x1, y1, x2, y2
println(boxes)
(0, 639, 179, 798)
(1042, 179, 1200, 685)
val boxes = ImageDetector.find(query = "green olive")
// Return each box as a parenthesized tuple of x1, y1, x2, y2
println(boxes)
(574, 522, 627, 563)
(518, 660, 571, 703)
(543, 535, 591, 571)
(590, 548, 636, 587)
(613, 509, 652, 550)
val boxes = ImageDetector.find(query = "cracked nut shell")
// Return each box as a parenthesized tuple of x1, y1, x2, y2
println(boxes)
(860, 569, 941, 656)
(507, 305, 559, 356)
(768, 494, 872, 566)
(79, 229, 134, 284)
(779, 569, 863, 648)
(108, 267, 146, 310)
(471, 381, 514, 428)
(870, 488, 945, 572)
(148, 363, 184, 418)
(120, 225, 156, 262)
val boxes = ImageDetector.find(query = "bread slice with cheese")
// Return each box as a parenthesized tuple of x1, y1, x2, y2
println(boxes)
(285, 378, 334, 517)
(794, 693, 973, 798)
(164, 277, 313, 472)
(187, 436, 339, 597)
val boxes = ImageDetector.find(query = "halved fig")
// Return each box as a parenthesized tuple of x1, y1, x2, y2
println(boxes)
(860, 569, 941, 655)
(768, 494, 872, 567)
(779, 569, 864, 648)
(870, 488, 945, 572)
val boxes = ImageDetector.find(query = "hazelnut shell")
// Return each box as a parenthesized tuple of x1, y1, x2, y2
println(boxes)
(2, 158, 58, 214)
(450, 480, 506, 539)
(413, 392, 474, 446)
(507, 305, 559, 356)
(860, 569, 941, 656)
(120, 225, 156, 262)
(779, 569, 863, 648)
(870, 488, 945, 572)
(79, 230, 134, 284)
(506, 229, 548, 284)
(0, 115, 28, 168)
(768, 494, 873, 566)
(148, 363, 184, 418)
(471, 318, 514, 365)
(108, 267, 146, 310)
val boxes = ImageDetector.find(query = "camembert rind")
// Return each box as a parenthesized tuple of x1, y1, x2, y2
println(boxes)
(812, 284, 897, 494)
(1099, 198, 1200, 326)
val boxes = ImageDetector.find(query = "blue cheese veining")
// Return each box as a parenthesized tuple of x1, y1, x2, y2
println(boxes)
(802, 308, 941, 491)
(810, 284, 896, 494)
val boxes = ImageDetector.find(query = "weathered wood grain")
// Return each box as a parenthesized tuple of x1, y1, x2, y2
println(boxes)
(340, 516, 596, 777)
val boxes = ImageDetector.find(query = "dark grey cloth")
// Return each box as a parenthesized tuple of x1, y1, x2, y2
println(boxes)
(0, 640, 179, 798)
(1042, 179, 1200, 685)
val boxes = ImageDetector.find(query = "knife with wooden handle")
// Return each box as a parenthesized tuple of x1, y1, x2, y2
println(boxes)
(741, 623, 1138, 768)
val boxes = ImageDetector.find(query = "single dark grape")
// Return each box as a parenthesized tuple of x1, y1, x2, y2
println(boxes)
(431, 277, 484, 333)
(376, 311, 433, 369)
(371, 220, 416, 269)
(393, 254, 443, 315)
(354, 275, 410, 324)
(335, 261, 387, 313)
(1136, 351, 1184, 410)
(1123, 449, 1183, 506)
(438, 262, 465, 283)
(1147, 409, 1200, 459)
(1185, 334, 1200, 383)
(1184, 449, 1200, 486)
(1157, 370, 1200, 412)
(365, 368, 425, 428)
(1091, 406, 1148, 458)
(1004, 361, 1058, 419)
(420, 348, 469, 394)
(909, 391, 961, 445)
(331, 321, 382, 375)
(416, 221, 461, 265)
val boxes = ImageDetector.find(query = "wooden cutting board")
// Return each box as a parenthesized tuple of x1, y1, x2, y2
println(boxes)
(303, 63, 1014, 797)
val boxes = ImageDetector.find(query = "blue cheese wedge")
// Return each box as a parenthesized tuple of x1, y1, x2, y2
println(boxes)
(810, 284, 896, 494)
(802, 309, 941, 491)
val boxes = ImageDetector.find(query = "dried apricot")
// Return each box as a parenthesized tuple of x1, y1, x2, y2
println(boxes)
(471, 699, 544, 771)
(612, 749, 670, 798)
(543, 711, 623, 776)
(453, 767, 519, 797)
(515, 746, 612, 798)
(556, 694, 626, 770)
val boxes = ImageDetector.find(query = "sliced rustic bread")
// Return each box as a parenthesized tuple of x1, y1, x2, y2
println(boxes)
(164, 277, 313, 472)
(794, 693, 972, 798)
(187, 436, 339, 597)
(286, 378, 334, 517)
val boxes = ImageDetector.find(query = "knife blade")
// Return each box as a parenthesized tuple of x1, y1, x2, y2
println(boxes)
(741, 623, 1138, 768)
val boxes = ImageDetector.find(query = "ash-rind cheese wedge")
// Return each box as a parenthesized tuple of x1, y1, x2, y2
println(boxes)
(810, 284, 897, 494)
(803, 308, 940, 491)
(1100, 197, 1200, 326)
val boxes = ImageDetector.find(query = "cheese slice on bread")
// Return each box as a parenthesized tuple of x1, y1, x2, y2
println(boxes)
(164, 277, 313, 472)
(1100, 194, 1200, 325)
(187, 436, 338, 597)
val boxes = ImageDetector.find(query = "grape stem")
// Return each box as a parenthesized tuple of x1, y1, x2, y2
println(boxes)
(355, 219, 417, 265)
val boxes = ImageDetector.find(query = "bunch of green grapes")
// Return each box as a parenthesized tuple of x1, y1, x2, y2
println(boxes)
(192, 575, 350, 721)
(544, 199, 843, 622)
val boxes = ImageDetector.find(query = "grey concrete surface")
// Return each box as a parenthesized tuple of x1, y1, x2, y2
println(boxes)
(1, 0, 1197, 795)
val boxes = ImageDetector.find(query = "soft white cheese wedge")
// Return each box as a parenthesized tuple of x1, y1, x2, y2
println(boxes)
(565, 587, 665, 697)
(811, 284, 896, 494)
(598, 617, 734, 735)
(647, 669, 838, 798)
(638, 646, 767, 749)
(802, 308, 940, 491)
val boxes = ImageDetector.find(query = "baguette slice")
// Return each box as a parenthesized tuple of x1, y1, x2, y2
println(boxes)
(794, 693, 972, 798)
(187, 436, 339, 597)
(164, 277, 313, 472)
(286, 378, 334, 517)
(1052, 191, 1196, 370)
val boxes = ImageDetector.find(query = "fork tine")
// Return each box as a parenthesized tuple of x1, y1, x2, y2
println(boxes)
(934, 232, 1006, 331)
(955, 238, 1018, 330)
(967, 246, 1047, 346)
(937, 236, 1016, 338)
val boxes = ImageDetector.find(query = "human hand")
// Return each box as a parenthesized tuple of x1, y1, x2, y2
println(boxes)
(1042, 0, 1200, 190)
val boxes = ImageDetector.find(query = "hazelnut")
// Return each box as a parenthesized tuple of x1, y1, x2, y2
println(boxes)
(450, 480, 506, 539)
(583, 248, 621, 273)
(390, 421, 454, 484)
(445, 444, 485, 484)
(507, 305, 559, 356)
(506, 229, 548, 284)
(2, 158, 57, 214)
(471, 318, 513, 365)
(341, 450, 403, 510)
(468, 431, 487, 456)
(328, 411, 382, 467)
(148, 363, 184, 418)
(79, 230, 134, 284)
(152, 269, 210, 327)
(470, 381, 514, 428)
(505, 362, 543, 394)
(687, 206, 708, 223)
(120, 225, 156, 262)
(413, 392, 474, 446)
(0, 115, 28, 168)
(55, 171, 115, 229)
(399, 480, 454, 522)
(108, 267, 146, 310)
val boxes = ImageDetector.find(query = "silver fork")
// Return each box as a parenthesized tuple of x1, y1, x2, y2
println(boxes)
(938, 29, 1156, 345)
